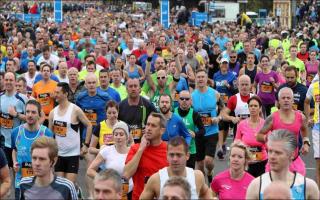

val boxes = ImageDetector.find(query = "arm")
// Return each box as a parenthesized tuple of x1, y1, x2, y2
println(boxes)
(89, 135, 99, 155)
(0, 166, 11, 198)
(48, 110, 54, 133)
(139, 174, 158, 200)
(77, 107, 93, 147)
(138, 66, 145, 81)
(123, 136, 149, 180)
(304, 97, 312, 123)
(306, 178, 320, 200)
(180, 120, 192, 145)
(196, 170, 213, 199)
(238, 67, 245, 76)
(170, 50, 181, 90)
(86, 153, 105, 179)
(12, 149, 18, 172)
(246, 178, 260, 200)
(300, 114, 310, 155)
(256, 115, 273, 143)
(186, 65, 195, 82)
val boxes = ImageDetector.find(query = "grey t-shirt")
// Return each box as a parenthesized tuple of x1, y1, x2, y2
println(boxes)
(20, 176, 78, 200)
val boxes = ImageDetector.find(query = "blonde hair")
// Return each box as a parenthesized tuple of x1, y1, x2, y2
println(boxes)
(31, 136, 58, 163)
(229, 140, 252, 169)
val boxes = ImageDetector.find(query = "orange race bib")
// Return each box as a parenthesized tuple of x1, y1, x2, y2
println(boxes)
(131, 128, 142, 140)
(38, 93, 50, 106)
(21, 162, 34, 178)
(84, 109, 97, 126)
(260, 82, 273, 93)
(248, 146, 264, 162)
(200, 113, 211, 126)
(121, 178, 129, 200)
(103, 134, 114, 145)
(174, 92, 180, 101)
(53, 120, 67, 137)
(0, 113, 14, 129)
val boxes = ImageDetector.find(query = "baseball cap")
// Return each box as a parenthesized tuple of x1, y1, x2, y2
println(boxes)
(220, 58, 229, 64)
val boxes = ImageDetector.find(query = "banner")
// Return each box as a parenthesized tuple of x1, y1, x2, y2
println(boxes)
(160, 0, 170, 29)
(191, 12, 208, 27)
(54, 0, 63, 23)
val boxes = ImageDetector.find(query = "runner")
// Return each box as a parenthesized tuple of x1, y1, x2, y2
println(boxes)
(123, 113, 169, 200)
(19, 137, 78, 200)
(49, 82, 92, 183)
(159, 177, 192, 200)
(11, 100, 53, 199)
(140, 136, 212, 199)
(93, 169, 123, 200)
(97, 69, 121, 103)
(246, 129, 319, 200)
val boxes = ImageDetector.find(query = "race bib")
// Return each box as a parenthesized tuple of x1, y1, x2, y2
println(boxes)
(260, 82, 273, 93)
(121, 178, 129, 200)
(0, 113, 14, 129)
(84, 109, 97, 126)
(131, 128, 142, 140)
(38, 93, 50, 106)
(248, 146, 263, 161)
(237, 114, 250, 119)
(21, 162, 34, 178)
(103, 134, 114, 145)
(174, 92, 179, 101)
(53, 120, 67, 137)
(200, 113, 211, 126)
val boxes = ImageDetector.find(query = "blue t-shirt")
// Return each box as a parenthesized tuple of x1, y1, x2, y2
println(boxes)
(173, 77, 189, 108)
(138, 54, 158, 73)
(213, 71, 237, 97)
(11, 125, 53, 188)
(97, 86, 121, 103)
(215, 36, 229, 51)
(162, 113, 191, 145)
(20, 57, 36, 73)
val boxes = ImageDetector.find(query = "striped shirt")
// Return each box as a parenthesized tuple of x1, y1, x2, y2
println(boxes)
(19, 176, 78, 200)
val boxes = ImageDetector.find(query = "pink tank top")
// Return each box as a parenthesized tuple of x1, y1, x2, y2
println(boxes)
(272, 111, 302, 137)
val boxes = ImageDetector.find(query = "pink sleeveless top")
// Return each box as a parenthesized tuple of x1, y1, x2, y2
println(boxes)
(272, 111, 302, 137)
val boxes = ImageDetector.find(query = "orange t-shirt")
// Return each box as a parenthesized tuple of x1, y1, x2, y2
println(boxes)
(32, 80, 57, 116)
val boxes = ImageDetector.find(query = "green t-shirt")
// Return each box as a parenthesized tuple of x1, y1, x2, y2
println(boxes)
(110, 83, 128, 100)
(142, 73, 173, 94)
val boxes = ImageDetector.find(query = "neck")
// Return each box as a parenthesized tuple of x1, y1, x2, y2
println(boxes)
(59, 100, 69, 109)
(128, 96, 140, 105)
(262, 68, 270, 73)
(29, 71, 35, 77)
(88, 90, 97, 96)
(42, 78, 49, 83)
(169, 167, 185, 177)
(106, 118, 117, 126)
(230, 168, 244, 180)
(150, 137, 162, 146)
(100, 84, 109, 90)
(25, 122, 40, 132)
(280, 108, 293, 114)
(5, 89, 15, 96)
(35, 171, 54, 187)
(247, 64, 254, 69)
(115, 143, 128, 153)
(113, 81, 121, 87)
(270, 169, 292, 182)
(221, 70, 228, 74)
(250, 115, 260, 122)
(198, 86, 207, 93)
(163, 111, 172, 119)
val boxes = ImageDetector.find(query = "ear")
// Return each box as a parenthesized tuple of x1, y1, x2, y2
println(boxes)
(186, 151, 190, 161)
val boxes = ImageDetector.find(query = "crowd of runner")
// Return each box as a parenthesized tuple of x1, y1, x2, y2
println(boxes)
(0, 2, 320, 200)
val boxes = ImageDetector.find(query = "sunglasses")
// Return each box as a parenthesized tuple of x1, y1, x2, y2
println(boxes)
(157, 76, 166, 80)
(230, 56, 237, 58)
(179, 97, 190, 101)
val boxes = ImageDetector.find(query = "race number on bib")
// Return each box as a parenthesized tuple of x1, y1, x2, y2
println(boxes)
(53, 120, 67, 137)
(200, 113, 211, 126)
(131, 128, 142, 140)
(84, 109, 97, 126)
(248, 146, 264, 162)
(21, 162, 34, 178)
(260, 82, 273, 93)
(38, 93, 50, 106)
(0, 113, 14, 129)
(103, 134, 114, 145)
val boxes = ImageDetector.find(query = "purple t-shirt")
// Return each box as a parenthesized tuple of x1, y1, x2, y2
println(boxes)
(254, 70, 278, 104)
(211, 169, 254, 200)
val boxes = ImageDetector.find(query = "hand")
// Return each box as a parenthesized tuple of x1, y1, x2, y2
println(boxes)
(231, 116, 240, 124)
(146, 43, 155, 57)
(13, 162, 19, 173)
(139, 135, 150, 151)
(81, 145, 88, 155)
(301, 144, 309, 155)
(188, 130, 195, 138)
(211, 117, 220, 124)
(8, 106, 17, 117)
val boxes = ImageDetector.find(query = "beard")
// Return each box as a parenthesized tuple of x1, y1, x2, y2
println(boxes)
(160, 106, 170, 114)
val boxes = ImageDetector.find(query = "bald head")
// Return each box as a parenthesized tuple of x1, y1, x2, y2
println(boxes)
(263, 181, 292, 200)
(85, 73, 98, 94)
(238, 75, 251, 96)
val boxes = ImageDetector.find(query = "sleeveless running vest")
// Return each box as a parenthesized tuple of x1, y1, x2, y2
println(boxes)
(245, 66, 257, 84)
(53, 103, 80, 156)
(234, 93, 253, 118)
(159, 167, 198, 199)
(259, 172, 306, 200)
(99, 120, 114, 146)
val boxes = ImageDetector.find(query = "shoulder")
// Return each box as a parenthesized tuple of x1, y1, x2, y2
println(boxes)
(20, 176, 35, 187)
(55, 176, 77, 191)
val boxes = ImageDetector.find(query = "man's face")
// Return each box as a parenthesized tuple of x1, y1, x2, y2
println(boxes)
(157, 70, 167, 88)
(32, 148, 54, 178)
(93, 179, 121, 200)
(43, 50, 50, 60)
(167, 144, 189, 174)
(285, 70, 297, 87)
(27, 47, 34, 56)
(99, 72, 109, 88)
(126, 79, 140, 98)
(244, 42, 251, 52)
(247, 54, 255, 64)
(4, 72, 15, 92)
(278, 89, 294, 110)
(267, 140, 292, 172)
(68, 69, 78, 83)
(155, 58, 165, 71)
(41, 66, 51, 80)
(276, 49, 284, 58)
(178, 91, 192, 110)
(85, 76, 97, 93)
(112, 70, 121, 84)
(195, 71, 207, 88)
(57, 48, 64, 56)
(300, 45, 307, 53)
(25, 104, 40, 125)
(290, 47, 297, 57)
(16, 80, 26, 94)
(229, 53, 237, 63)
(87, 64, 96, 72)
(6, 61, 15, 72)
(162, 186, 188, 200)
(238, 77, 251, 96)
(145, 115, 163, 141)
(54, 86, 66, 103)
(58, 63, 68, 76)
(159, 95, 171, 115)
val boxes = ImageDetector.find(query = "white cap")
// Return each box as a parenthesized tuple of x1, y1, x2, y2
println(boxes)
(220, 58, 229, 64)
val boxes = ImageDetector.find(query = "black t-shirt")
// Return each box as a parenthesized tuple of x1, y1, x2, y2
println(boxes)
(276, 83, 309, 111)
(0, 148, 8, 169)
(118, 97, 157, 132)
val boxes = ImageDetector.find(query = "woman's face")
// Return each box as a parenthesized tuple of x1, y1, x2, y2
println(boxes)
(248, 99, 261, 117)
(309, 52, 317, 61)
(113, 128, 127, 146)
(107, 106, 118, 121)
(260, 57, 270, 68)
(229, 147, 246, 171)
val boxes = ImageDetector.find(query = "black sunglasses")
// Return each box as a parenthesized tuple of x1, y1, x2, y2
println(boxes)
(179, 97, 190, 101)
(157, 76, 166, 80)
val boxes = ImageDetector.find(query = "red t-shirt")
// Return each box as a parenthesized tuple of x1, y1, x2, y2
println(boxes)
(131, 49, 146, 60)
(96, 56, 110, 69)
(227, 94, 251, 112)
(297, 52, 309, 63)
(125, 142, 168, 200)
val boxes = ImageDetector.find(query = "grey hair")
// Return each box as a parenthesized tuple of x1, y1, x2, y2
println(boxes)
(160, 177, 191, 200)
(94, 169, 122, 193)
(149, 112, 167, 128)
(278, 87, 294, 99)
(267, 129, 297, 155)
